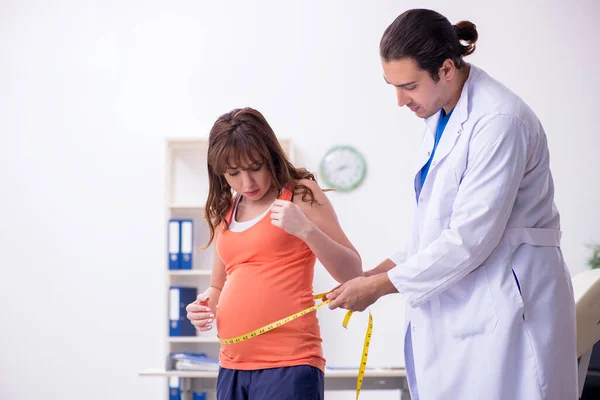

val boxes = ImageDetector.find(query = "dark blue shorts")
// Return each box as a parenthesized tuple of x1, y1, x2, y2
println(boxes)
(216, 365, 324, 400)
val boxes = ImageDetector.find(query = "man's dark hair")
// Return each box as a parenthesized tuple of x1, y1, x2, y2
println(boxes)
(380, 9, 478, 81)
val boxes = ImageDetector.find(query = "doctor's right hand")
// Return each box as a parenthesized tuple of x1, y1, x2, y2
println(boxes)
(186, 286, 220, 331)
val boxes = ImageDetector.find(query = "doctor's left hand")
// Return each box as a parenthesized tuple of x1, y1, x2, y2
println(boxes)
(326, 276, 383, 312)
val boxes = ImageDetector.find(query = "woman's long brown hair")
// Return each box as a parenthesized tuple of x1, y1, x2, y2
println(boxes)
(203, 107, 318, 248)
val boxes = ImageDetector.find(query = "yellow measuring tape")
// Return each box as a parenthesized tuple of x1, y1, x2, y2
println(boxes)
(218, 292, 373, 400)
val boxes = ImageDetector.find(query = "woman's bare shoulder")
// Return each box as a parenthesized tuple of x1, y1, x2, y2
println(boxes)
(293, 179, 329, 207)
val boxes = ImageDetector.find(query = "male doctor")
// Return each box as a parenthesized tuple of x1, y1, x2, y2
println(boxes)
(327, 9, 578, 400)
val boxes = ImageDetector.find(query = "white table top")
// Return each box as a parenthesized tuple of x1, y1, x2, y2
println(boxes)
(139, 368, 407, 378)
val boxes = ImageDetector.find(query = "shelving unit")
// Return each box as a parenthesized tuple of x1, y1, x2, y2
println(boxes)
(161, 139, 219, 400)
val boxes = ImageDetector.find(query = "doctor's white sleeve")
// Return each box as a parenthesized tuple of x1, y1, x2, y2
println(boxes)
(387, 114, 529, 307)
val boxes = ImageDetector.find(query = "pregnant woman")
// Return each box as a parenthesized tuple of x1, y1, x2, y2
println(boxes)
(186, 107, 363, 400)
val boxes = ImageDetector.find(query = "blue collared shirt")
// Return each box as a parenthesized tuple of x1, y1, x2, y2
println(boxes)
(420, 108, 454, 187)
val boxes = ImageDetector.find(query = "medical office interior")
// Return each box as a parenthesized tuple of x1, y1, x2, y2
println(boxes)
(1, 0, 599, 399)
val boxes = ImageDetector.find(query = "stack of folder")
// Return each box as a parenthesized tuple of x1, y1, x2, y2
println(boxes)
(167, 353, 220, 372)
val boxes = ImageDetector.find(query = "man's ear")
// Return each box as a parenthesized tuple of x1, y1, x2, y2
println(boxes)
(439, 59, 456, 82)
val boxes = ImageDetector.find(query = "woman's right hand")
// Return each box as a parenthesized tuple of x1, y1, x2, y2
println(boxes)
(186, 286, 221, 331)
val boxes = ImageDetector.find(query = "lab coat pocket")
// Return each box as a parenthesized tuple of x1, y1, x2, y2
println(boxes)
(511, 267, 526, 320)
(440, 265, 499, 339)
(508, 243, 526, 320)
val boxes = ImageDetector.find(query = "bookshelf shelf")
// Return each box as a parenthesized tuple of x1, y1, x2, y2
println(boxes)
(139, 368, 407, 379)
(168, 270, 212, 277)
(169, 205, 206, 210)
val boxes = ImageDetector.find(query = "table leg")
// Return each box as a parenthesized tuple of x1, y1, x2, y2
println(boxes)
(578, 349, 592, 399)
(400, 377, 411, 400)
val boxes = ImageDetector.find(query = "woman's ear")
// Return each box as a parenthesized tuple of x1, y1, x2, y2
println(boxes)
(219, 177, 229, 190)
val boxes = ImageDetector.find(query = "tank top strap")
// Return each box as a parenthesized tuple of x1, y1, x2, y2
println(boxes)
(280, 182, 294, 201)
(224, 194, 240, 225)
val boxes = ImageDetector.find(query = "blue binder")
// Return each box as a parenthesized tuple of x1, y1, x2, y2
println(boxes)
(169, 286, 197, 336)
(168, 219, 181, 270)
(179, 219, 193, 270)
(168, 377, 205, 400)
(168, 376, 180, 400)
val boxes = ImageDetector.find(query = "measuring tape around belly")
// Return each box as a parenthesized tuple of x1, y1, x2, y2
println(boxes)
(218, 293, 373, 400)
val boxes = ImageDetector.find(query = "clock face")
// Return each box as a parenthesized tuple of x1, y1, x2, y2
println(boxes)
(320, 145, 366, 192)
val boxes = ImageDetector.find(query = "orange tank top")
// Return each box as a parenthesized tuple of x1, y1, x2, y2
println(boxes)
(216, 184, 325, 372)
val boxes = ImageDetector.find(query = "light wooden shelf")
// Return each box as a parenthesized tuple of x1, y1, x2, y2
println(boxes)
(169, 204, 206, 210)
(140, 369, 218, 378)
(168, 336, 220, 343)
(169, 270, 212, 276)
(139, 368, 406, 378)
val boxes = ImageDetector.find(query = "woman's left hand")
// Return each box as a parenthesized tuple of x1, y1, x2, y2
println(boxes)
(271, 199, 314, 239)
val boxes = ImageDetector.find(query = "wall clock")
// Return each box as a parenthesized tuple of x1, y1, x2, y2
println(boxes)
(319, 145, 367, 192)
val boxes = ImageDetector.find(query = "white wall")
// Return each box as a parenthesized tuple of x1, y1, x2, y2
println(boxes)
(1, 1, 598, 399)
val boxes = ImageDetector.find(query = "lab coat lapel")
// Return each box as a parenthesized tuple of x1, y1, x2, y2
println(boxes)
(413, 118, 438, 199)
(426, 68, 474, 172)
(415, 119, 437, 173)
(412, 66, 476, 198)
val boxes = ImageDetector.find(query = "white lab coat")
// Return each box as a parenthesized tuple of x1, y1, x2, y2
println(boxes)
(386, 65, 578, 400)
